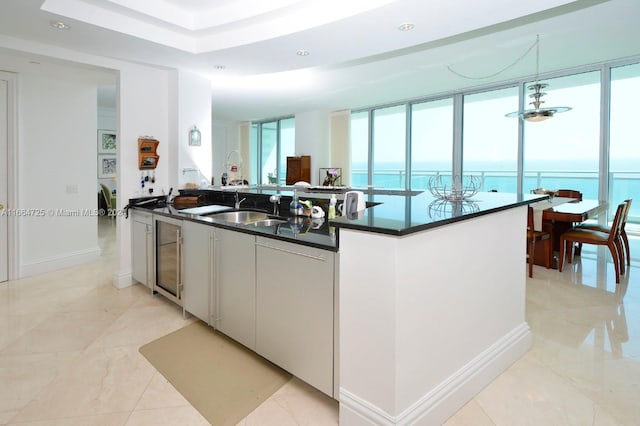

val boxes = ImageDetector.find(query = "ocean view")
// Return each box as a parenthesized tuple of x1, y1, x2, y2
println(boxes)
(350, 159, 640, 222)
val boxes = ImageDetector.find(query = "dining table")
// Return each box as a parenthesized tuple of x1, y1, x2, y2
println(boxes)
(530, 197, 609, 269)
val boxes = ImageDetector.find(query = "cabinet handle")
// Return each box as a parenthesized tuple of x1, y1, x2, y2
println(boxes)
(256, 242, 326, 262)
(210, 232, 221, 328)
(176, 229, 183, 298)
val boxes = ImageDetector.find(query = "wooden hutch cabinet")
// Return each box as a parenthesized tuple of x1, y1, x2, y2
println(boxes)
(286, 155, 311, 185)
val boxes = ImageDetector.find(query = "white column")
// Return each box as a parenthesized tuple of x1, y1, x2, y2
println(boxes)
(330, 110, 350, 186)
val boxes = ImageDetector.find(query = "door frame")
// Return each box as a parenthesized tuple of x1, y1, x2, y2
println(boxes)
(1, 71, 18, 281)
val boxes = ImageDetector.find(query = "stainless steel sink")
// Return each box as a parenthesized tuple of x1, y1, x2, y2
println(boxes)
(249, 218, 289, 227)
(209, 210, 269, 224)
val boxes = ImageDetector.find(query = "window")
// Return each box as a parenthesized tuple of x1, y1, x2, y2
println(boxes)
(373, 105, 406, 188)
(462, 87, 519, 192)
(253, 117, 295, 185)
(523, 72, 601, 199)
(411, 99, 453, 189)
(610, 62, 640, 224)
(348, 57, 639, 235)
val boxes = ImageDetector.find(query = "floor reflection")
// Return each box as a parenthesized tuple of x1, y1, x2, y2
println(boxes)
(445, 236, 640, 425)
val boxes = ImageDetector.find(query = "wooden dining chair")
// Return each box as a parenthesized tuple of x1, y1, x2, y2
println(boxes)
(555, 189, 583, 201)
(575, 199, 632, 267)
(527, 206, 551, 278)
(554, 189, 584, 256)
(559, 202, 626, 283)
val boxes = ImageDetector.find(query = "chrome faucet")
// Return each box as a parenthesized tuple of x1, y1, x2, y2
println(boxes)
(269, 194, 281, 216)
(234, 191, 246, 209)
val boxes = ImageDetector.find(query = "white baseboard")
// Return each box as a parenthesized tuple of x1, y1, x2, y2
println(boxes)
(19, 246, 101, 278)
(340, 323, 532, 425)
(113, 269, 133, 289)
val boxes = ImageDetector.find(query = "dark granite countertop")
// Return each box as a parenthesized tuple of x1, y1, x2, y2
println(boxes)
(328, 190, 548, 236)
(128, 188, 548, 249)
(132, 203, 338, 252)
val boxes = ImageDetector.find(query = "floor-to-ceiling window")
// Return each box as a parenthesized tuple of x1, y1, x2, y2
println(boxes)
(610, 62, 640, 224)
(462, 87, 519, 192)
(253, 117, 295, 185)
(349, 57, 640, 227)
(372, 105, 406, 188)
(522, 71, 601, 199)
(411, 98, 454, 189)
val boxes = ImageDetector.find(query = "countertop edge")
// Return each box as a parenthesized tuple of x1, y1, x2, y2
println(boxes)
(329, 195, 546, 236)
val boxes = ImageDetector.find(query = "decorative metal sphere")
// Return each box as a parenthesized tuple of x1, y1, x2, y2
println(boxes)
(428, 174, 480, 201)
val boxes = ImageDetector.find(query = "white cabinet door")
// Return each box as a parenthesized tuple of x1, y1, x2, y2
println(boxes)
(215, 228, 256, 350)
(255, 237, 335, 396)
(131, 210, 153, 288)
(182, 220, 213, 323)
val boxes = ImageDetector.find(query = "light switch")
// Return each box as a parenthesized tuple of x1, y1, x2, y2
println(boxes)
(66, 184, 78, 194)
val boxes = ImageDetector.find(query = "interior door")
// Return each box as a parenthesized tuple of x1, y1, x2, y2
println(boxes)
(0, 79, 8, 282)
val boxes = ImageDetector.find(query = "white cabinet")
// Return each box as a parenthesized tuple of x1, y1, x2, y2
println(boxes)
(182, 224, 256, 348)
(214, 228, 256, 350)
(255, 237, 335, 397)
(182, 220, 214, 323)
(131, 209, 153, 289)
(141, 215, 336, 398)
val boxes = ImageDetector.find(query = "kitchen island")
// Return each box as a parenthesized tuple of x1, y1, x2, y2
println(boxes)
(130, 188, 545, 425)
(330, 190, 544, 425)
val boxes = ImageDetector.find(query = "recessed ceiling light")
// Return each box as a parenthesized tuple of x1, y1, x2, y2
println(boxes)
(296, 49, 310, 56)
(214, 65, 226, 70)
(398, 23, 415, 31)
(49, 20, 71, 30)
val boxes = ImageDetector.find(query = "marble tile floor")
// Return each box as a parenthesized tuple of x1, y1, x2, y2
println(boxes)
(0, 217, 638, 425)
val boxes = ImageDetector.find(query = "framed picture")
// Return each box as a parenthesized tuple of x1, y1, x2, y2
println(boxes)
(98, 154, 116, 178)
(98, 130, 117, 154)
(319, 167, 343, 187)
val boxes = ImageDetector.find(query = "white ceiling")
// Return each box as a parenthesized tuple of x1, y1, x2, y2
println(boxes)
(1, 0, 639, 121)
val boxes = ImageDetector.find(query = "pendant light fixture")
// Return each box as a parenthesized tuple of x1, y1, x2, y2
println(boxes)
(505, 35, 571, 122)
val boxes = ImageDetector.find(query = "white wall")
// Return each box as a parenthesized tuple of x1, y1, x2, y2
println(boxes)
(114, 63, 170, 288)
(212, 119, 241, 185)
(19, 73, 101, 276)
(0, 40, 184, 285)
(175, 70, 213, 189)
(295, 110, 330, 186)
